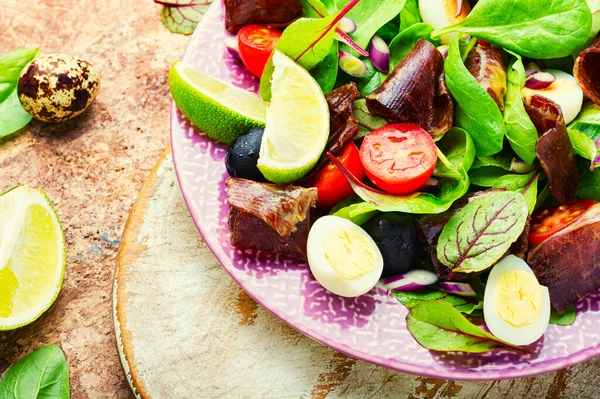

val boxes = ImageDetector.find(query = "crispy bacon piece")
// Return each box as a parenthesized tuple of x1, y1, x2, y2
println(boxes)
(524, 95, 578, 202)
(224, 0, 303, 33)
(465, 44, 507, 111)
(574, 37, 600, 107)
(528, 203, 600, 312)
(227, 178, 317, 260)
(366, 39, 453, 138)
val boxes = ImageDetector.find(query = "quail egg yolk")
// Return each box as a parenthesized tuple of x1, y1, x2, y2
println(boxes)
(324, 229, 377, 280)
(494, 270, 543, 328)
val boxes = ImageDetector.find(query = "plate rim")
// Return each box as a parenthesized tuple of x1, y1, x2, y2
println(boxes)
(170, 0, 600, 381)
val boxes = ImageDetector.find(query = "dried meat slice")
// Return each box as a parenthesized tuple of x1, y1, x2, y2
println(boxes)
(575, 37, 600, 107)
(465, 44, 507, 111)
(326, 82, 360, 133)
(227, 178, 317, 260)
(224, 0, 302, 33)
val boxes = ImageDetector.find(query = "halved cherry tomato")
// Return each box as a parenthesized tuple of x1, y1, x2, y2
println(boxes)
(312, 142, 364, 208)
(238, 25, 282, 78)
(528, 199, 596, 247)
(359, 124, 437, 195)
(478, 39, 491, 47)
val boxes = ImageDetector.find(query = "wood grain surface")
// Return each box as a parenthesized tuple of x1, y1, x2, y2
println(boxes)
(0, 0, 189, 397)
(115, 151, 600, 399)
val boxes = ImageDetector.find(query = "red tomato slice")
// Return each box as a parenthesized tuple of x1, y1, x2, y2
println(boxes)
(528, 199, 596, 247)
(238, 26, 282, 78)
(312, 142, 364, 208)
(359, 124, 437, 195)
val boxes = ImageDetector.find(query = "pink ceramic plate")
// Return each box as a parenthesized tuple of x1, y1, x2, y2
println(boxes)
(171, 1, 600, 380)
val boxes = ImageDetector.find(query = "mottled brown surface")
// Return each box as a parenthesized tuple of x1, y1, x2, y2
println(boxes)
(0, 0, 189, 397)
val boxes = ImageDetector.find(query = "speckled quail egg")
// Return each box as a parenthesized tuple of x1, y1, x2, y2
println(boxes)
(17, 54, 100, 123)
(307, 216, 384, 297)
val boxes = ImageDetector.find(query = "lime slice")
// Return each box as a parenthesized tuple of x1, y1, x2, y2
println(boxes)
(257, 51, 330, 184)
(0, 186, 66, 330)
(169, 61, 267, 144)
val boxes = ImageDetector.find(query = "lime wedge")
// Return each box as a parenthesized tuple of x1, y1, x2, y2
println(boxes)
(169, 61, 267, 144)
(0, 186, 66, 330)
(258, 51, 330, 184)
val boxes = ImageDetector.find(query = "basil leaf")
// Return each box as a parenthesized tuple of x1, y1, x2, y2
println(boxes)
(406, 300, 525, 352)
(492, 171, 540, 214)
(352, 99, 386, 138)
(437, 191, 529, 273)
(399, 0, 422, 32)
(434, 127, 475, 179)
(432, 0, 592, 59)
(388, 23, 437, 75)
(445, 37, 505, 157)
(310, 41, 339, 94)
(550, 305, 577, 326)
(0, 345, 70, 399)
(337, 0, 406, 55)
(394, 290, 484, 316)
(568, 102, 600, 169)
(504, 53, 538, 165)
(159, 0, 213, 35)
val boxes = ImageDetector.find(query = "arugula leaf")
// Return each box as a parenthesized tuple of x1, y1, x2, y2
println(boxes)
(492, 171, 540, 214)
(337, 0, 406, 55)
(568, 102, 600, 169)
(504, 53, 538, 165)
(406, 300, 526, 352)
(394, 290, 484, 315)
(156, 0, 213, 35)
(0, 48, 38, 138)
(399, 0, 422, 32)
(388, 23, 437, 75)
(0, 345, 70, 399)
(434, 127, 475, 180)
(550, 305, 577, 326)
(437, 191, 529, 273)
(431, 0, 592, 59)
(445, 37, 505, 157)
(352, 99, 386, 138)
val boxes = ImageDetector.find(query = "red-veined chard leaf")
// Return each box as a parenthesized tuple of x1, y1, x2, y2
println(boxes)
(394, 290, 483, 315)
(406, 300, 528, 353)
(155, 0, 213, 35)
(436, 191, 528, 273)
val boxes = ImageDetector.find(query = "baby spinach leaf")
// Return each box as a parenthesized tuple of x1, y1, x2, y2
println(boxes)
(388, 23, 437, 74)
(504, 53, 538, 165)
(399, 0, 422, 32)
(469, 167, 512, 187)
(302, 0, 333, 17)
(352, 99, 386, 138)
(0, 48, 38, 138)
(434, 127, 475, 180)
(568, 102, 600, 169)
(375, 17, 401, 42)
(0, 344, 70, 399)
(156, 0, 214, 35)
(470, 151, 513, 171)
(550, 305, 577, 326)
(445, 37, 505, 157)
(576, 163, 600, 200)
(437, 191, 529, 273)
(310, 41, 339, 94)
(394, 290, 484, 315)
(335, 58, 381, 97)
(431, 0, 592, 59)
(406, 300, 527, 352)
(492, 171, 540, 214)
(337, 0, 406, 56)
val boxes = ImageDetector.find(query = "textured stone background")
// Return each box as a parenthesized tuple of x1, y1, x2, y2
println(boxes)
(0, 0, 188, 397)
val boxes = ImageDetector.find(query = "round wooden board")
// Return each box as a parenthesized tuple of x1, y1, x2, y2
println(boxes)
(113, 147, 600, 399)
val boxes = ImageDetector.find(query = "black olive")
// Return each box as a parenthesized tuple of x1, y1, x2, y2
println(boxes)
(364, 213, 419, 278)
(225, 128, 266, 182)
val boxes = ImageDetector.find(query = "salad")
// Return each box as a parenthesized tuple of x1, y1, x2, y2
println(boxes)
(169, 0, 600, 353)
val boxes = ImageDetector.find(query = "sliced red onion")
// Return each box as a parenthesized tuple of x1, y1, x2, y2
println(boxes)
(339, 50, 368, 78)
(382, 270, 439, 292)
(335, 30, 369, 56)
(437, 45, 449, 60)
(525, 71, 556, 90)
(525, 62, 542, 78)
(369, 35, 390, 73)
(439, 282, 478, 297)
(225, 35, 241, 60)
(338, 17, 357, 33)
(509, 157, 536, 173)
